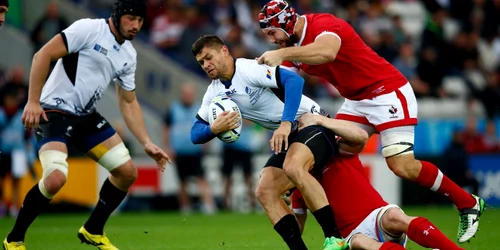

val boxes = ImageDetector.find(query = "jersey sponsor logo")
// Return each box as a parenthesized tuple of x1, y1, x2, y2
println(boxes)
(266, 69, 272, 80)
(93, 44, 108, 56)
(245, 86, 265, 106)
(225, 88, 237, 96)
(113, 45, 120, 52)
(53, 97, 67, 107)
(97, 120, 107, 129)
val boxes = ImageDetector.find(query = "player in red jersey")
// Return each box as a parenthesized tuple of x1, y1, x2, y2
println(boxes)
(291, 113, 465, 250)
(257, 0, 484, 243)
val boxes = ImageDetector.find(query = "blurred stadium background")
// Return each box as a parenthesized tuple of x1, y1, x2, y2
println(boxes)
(0, 0, 499, 249)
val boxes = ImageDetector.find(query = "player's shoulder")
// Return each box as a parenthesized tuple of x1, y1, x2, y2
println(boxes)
(121, 41, 138, 58)
(306, 13, 341, 23)
(235, 58, 259, 69)
(70, 18, 106, 29)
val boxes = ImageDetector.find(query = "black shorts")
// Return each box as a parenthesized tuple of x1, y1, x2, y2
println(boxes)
(264, 125, 337, 173)
(0, 153, 12, 178)
(175, 154, 204, 182)
(222, 146, 252, 177)
(36, 111, 116, 153)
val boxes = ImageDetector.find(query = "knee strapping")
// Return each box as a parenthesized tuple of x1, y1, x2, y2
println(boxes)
(39, 150, 69, 198)
(98, 142, 131, 171)
(381, 132, 415, 158)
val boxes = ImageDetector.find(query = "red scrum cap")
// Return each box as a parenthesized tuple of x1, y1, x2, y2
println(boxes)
(259, 0, 298, 37)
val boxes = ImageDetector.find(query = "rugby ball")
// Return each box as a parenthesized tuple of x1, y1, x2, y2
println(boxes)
(207, 96, 242, 143)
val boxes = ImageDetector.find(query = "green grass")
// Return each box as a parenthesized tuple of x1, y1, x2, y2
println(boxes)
(0, 206, 498, 249)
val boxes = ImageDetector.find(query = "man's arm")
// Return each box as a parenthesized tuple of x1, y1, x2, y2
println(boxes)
(116, 84, 152, 146)
(28, 34, 68, 103)
(316, 116, 368, 154)
(190, 117, 217, 144)
(280, 35, 340, 65)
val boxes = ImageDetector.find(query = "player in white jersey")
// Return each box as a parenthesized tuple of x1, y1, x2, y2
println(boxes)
(190, 35, 346, 250)
(3, 1, 170, 250)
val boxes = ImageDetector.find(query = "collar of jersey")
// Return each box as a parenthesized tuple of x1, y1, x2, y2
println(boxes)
(220, 57, 237, 89)
(296, 15, 307, 46)
(105, 19, 125, 45)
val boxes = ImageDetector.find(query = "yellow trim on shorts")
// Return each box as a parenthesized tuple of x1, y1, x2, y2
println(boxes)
(87, 144, 109, 161)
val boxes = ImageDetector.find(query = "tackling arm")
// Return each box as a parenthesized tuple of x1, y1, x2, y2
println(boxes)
(316, 117, 369, 154)
(116, 85, 153, 146)
(280, 35, 340, 65)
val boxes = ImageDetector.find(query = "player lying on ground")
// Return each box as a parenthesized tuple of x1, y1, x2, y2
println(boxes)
(257, 0, 484, 243)
(290, 114, 466, 250)
(190, 34, 346, 250)
(3, 1, 170, 250)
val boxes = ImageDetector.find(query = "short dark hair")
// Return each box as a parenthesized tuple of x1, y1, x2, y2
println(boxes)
(191, 35, 226, 56)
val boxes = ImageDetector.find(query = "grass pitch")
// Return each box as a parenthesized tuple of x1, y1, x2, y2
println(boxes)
(0, 206, 498, 249)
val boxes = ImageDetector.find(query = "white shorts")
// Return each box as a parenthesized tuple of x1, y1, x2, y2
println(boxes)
(345, 204, 408, 248)
(336, 83, 418, 133)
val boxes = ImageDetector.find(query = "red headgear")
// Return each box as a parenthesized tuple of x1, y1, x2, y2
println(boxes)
(259, 0, 298, 37)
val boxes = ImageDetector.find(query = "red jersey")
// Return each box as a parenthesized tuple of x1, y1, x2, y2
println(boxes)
(291, 155, 388, 237)
(282, 14, 407, 100)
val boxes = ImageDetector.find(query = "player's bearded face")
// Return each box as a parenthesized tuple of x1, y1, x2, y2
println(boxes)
(264, 28, 294, 48)
(119, 14, 144, 40)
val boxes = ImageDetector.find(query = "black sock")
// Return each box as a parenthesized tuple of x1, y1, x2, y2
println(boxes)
(312, 205, 342, 238)
(7, 184, 51, 242)
(273, 214, 308, 250)
(84, 179, 127, 235)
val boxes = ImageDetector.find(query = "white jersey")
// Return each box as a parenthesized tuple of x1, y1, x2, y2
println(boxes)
(40, 18, 137, 116)
(197, 58, 324, 131)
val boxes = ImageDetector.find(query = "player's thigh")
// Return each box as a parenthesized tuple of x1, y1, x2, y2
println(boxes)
(335, 99, 376, 136)
(359, 83, 418, 133)
(285, 125, 336, 174)
(36, 111, 70, 154)
(71, 112, 132, 173)
(257, 153, 295, 197)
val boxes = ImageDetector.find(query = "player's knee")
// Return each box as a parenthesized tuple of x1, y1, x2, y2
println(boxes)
(110, 161, 137, 188)
(98, 142, 132, 172)
(386, 155, 419, 180)
(349, 233, 366, 250)
(283, 158, 309, 183)
(382, 208, 409, 232)
(39, 150, 69, 198)
(255, 173, 278, 203)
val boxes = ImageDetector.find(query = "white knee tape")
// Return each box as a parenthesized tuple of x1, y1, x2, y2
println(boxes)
(380, 131, 415, 158)
(39, 150, 69, 198)
(98, 142, 131, 171)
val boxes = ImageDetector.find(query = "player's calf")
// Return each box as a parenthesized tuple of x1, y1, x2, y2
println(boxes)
(84, 142, 134, 237)
(350, 233, 405, 250)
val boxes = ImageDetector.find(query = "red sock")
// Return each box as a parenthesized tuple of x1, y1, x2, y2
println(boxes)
(415, 161, 476, 210)
(408, 217, 464, 250)
(379, 242, 405, 250)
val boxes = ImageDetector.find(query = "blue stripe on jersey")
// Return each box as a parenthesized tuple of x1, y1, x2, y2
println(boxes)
(191, 118, 216, 144)
(278, 67, 304, 122)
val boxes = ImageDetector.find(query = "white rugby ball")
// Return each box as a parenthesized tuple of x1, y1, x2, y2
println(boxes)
(207, 96, 242, 143)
